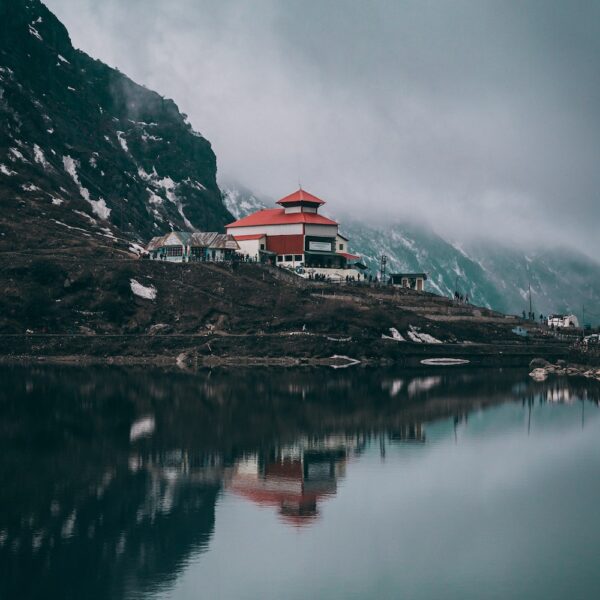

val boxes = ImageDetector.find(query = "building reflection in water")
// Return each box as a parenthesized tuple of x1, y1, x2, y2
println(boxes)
(228, 435, 365, 526)
(2, 366, 600, 599)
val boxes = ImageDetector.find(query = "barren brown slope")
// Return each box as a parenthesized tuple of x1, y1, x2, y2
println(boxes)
(0, 216, 570, 365)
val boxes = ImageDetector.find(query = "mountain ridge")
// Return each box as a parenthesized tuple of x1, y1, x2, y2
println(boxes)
(0, 0, 232, 250)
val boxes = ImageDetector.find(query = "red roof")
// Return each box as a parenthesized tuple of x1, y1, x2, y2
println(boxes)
(227, 208, 337, 228)
(233, 233, 265, 241)
(277, 188, 325, 206)
(339, 252, 360, 260)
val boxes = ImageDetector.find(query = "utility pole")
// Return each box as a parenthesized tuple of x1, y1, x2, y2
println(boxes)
(380, 254, 387, 283)
(528, 280, 533, 320)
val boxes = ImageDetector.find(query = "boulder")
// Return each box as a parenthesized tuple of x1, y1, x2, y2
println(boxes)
(529, 358, 550, 369)
(529, 368, 548, 381)
(148, 323, 172, 336)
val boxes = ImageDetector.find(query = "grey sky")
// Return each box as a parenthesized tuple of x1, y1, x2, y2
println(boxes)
(45, 0, 600, 254)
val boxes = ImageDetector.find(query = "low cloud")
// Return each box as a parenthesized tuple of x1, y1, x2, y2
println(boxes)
(46, 0, 600, 254)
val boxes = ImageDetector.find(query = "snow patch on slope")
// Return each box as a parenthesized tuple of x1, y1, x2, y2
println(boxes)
(222, 188, 268, 220)
(63, 155, 111, 220)
(407, 325, 442, 344)
(130, 279, 157, 300)
(0, 164, 16, 176)
(382, 327, 405, 342)
(138, 167, 194, 229)
(116, 131, 129, 153)
(9, 148, 27, 162)
(33, 144, 49, 169)
(28, 25, 43, 41)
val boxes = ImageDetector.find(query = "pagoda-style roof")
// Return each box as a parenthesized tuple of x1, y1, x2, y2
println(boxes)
(227, 208, 337, 228)
(276, 188, 326, 206)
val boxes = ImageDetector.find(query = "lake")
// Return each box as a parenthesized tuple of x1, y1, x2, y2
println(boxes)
(1, 366, 600, 600)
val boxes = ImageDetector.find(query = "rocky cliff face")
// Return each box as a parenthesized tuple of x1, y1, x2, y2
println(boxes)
(0, 0, 232, 249)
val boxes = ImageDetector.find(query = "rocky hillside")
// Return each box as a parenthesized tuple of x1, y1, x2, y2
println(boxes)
(0, 0, 232, 250)
(223, 184, 600, 324)
(1, 0, 598, 328)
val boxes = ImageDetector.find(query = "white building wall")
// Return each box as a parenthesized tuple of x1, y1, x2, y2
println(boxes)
(548, 315, 579, 328)
(336, 234, 348, 252)
(283, 206, 317, 214)
(276, 254, 305, 268)
(304, 224, 338, 237)
(236, 238, 263, 258)
(227, 223, 303, 236)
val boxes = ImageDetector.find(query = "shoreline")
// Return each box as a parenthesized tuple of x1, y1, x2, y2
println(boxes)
(0, 339, 573, 368)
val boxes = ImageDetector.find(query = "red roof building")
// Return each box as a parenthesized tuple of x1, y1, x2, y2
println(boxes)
(226, 188, 359, 270)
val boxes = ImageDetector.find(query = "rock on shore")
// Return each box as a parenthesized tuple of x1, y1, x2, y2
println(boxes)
(529, 358, 600, 381)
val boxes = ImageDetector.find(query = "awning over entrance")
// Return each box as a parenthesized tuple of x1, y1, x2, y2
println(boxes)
(304, 250, 345, 268)
(304, 250, 337, 257)
(337, 252, 360, 261)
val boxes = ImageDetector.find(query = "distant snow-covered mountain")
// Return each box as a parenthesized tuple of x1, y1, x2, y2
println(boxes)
(222, 184, 600, 324)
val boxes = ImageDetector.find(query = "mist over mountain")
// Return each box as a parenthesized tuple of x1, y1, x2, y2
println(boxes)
(223, 185, 600, 323)
(43, 0, 600, 257)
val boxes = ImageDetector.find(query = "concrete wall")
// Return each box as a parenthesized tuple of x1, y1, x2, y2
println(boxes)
(284, 206, 317, 214)
(336, 234, 348, 252)
(305, 224, 338, 237)
(227, 223, 303, 236)
(236, 238, 262, 258)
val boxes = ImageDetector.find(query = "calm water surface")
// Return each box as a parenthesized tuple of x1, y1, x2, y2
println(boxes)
(2, 366, 600, 600)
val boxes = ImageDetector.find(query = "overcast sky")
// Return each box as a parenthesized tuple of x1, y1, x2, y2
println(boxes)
(45, 0, 600, 254)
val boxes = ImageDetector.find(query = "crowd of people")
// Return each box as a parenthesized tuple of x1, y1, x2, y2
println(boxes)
(308, 272, 332, 282)
(522, 311, 548, 323)
(453, 290, 469, 304)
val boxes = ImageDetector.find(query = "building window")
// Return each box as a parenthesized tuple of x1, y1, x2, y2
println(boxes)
(294, 254, 303, 261)
(165, 246, 183, 257)
(277, 255, 283, 262)
(260, 243, 265, 250)
(339, 243, 344, 250)
(285, 255, 293, 261)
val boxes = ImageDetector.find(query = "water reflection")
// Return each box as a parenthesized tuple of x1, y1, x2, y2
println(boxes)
(228, 436, 362, 527)
(1, 366, 600, 599)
